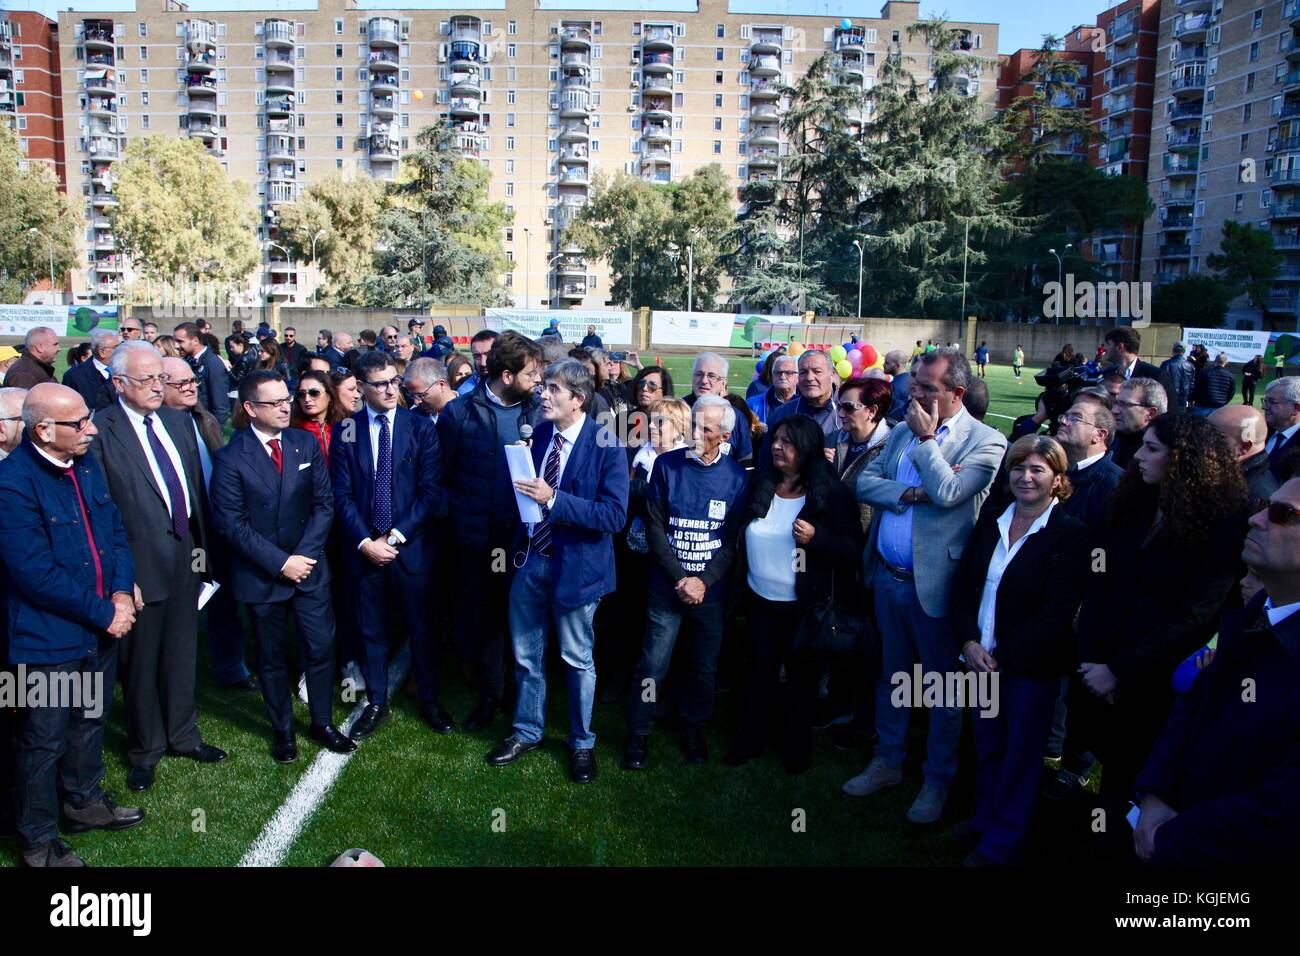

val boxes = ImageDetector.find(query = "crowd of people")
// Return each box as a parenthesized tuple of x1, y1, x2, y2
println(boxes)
(0, 318, 1297, 870)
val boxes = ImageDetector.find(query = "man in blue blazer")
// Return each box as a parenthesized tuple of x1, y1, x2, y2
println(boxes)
(210, 370, 356, 763)
(1264, 377, 1300, 483)
(0, 383, 144, 867)
(61, 328, 118, 412)
(486, 358, 629, 784)
(330, 351, 449, 740)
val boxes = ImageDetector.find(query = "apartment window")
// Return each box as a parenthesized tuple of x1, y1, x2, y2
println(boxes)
(336, 44, 343, 58)
(1250, 42, 1260, 63)
(1235, 193, 1245, 213)
(674, 139, 683, 152)
(507, 113, 516, 127)
(594, 46, 603, 59)
(1254, 10, 1264, 31)
(336, 136, 343, 149)
(713, 140, 722, 154)
(1247, 72, 1256, 93)
(140, 69, 148, 84)
(677, 71, 686, 83)
(892, 30, 900, 43)
(336, 67, 343, 82)
(713, 116, 723, 131)
(716, 47, 724, 62)
(716, 24, 725, 39)
(675, 92, 684, 107)
(507, 43, 516, 58)
(504, 182, 516, 197)
(508, 67, 517, 82)
(715, 71, 724, 84)
(507, 90, 516, 104)
(141, 115, 150, 129)
(714, 94, 724, 109)
(508, 20, 517, 35)
(335, 18, 344, 35)
(506, 136, 515, 150)
(1263, 189, 1273, 208)
(1242, 133, 1250, 153)
(139, 46, 147, 60)
(141, 92, 149, 106)
(506, 159, 515, 173)
(298, 114, 305, 127)
(1244, 102, 1253, 122)
(335, 113, 343, 127)
(335, 90, 343, 105)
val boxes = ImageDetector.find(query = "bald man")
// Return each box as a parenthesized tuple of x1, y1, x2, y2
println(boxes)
(1210, 404, 1279, 510)
(3, 327, 60, 390)
(0, 386, 26, 461)
(0, 383, 144, 867)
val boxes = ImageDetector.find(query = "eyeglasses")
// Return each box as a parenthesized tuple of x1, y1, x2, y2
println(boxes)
(115, 373, 170, 387)
(46, 415, 93, 432)
(638, 380, 663, 392)
(1114, 399, 1153, 409)
(296, 388, 324, 400)
(1060, 412, 1097, 426)
(364, 377, 402, 392)
(165, 378, 197, 390)
(0, 416, 23, 423)
(404, 382, 438, 401)
(773, 370, 799, 379)
(120, 326, 143, 336)
(1266, 501, 1300, 526)
(693, 371, 726, 384)
(246, 397, 294, 409)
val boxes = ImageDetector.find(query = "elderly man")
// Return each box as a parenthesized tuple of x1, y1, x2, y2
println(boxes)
(1054, 396, 1123, 533)
(93, 341, 226, 792)
(746, 353, 797, 426)
(1264, 377, 1300, 483)
(62, 328, 118, 412)
(623, 395, 748, 770)
(843, 348, 1007, 824)
(1211, 404, 1279, 510)
(3, 327, 59, 389)
(1133, 479, 1300, 864)
(316, 330, 345, 368)
(174, 321, 231, 424)
(0, 384, 144, 867)
(377, 325, 400, 354)
(884, 349, 911, 421)
(0, 386, 26, 461)
(403, 357, 456, 425)
(1111, 377, 1167, 469)
(392, 334, 416, 376)
(118, 318, 144, 342)
(767, 350, 838, 439)
(684, 353, 751, 464)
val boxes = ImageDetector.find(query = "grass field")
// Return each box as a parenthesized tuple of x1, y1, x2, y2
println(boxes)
(0, 355, 1043, 867)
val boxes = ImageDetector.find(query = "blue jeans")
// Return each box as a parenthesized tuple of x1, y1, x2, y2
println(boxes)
(508, 554, 599, 750)
(972, 673, 1058, 864)
(625, 589, 725, 736)
(871, 564, 962, 787)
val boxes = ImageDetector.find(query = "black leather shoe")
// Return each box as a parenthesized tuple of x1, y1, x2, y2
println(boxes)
(570, 747, 597, 784)
(168, 742, 227, 764)
(462, 696, 501, 732)
(485, 736, 541, 767)
(683, 727, 708, 765)
(350, 704, 390, 741)
(126, 766, 155, 792)
(622, 734, 649, 770)
(217, 676, 258, 692)
(62, 795, 145, 834)
(308, 724, 357, 754)
(420, 703, 456, 734)
(271, 731, 298, 764)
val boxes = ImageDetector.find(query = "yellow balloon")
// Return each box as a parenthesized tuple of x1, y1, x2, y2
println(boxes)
(869, 355, 885, 370)
(787, 342, 805, 356)
(835, 359, 853, 380)
(413, 89, 425, 101)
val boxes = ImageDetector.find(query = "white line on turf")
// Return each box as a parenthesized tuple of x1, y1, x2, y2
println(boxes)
(238, 646, 410, 868)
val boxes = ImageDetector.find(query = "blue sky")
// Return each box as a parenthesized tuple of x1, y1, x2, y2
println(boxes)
(7, 0, 1114, 54)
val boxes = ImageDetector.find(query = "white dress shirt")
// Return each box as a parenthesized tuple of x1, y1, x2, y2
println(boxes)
(976, 499, 1058, 652)
(1265, 596, 1300, 627)
(1267, 421, 1300, 457)
(1072, 450, 1106, 473)
(549, 413, 587, 489)
(32, 443, 72, 470)
(92, 358, 110, 380)
(367, 406, 396, 473)
(119, 400, 191, 519)
(250, 423, 283, 460)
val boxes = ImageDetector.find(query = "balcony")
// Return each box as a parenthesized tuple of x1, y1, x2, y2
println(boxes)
(642, 26, 676, 50)
(368, 18, 400, 47)
(454, 133, 483, 156)
(86, 54, 115, 68)
(87, 137, 119, 158)
(87, 98, 117, 118)
(1110, 43, 1137, 68)
(1170, 102, 1204, 124)
(837, 57, 866, 82)
(642, 122, 671, 143)
(1168, 130, 1201, 151)
(749, 147, 780, 168)
(265, 52, 294, 71)
(1272, 201, 1300, 220)
(266, 73, 294, 95)
(561, 74, 591, 93)
(186, 74, 218, 93)
(1163, 154, 1198, 174)
(90, 191, 118, 208)
(833, 27, 866, 53)
(1170, 74, 1206, 96)
(188, 122, 217, 141)
(561, 52, 590, 70)
(451, 19, 481, 44)
(450, 41, 481, 65)
(1174, 14, 1212, 42)
(186, 19, 216, 49)
(751, 102, 779, 123)
(1159, 243, 1192, 258)
(265, 97, 294, 117)
(1162, 215, 1193, 230)
(750, 55, 781, 78)
(267, 182, 296, 205)
(642, 76, 673, 94)
(643, 52, 674, 74)
(187, 49, 217, 73)
(266, 137, 295, 161)
(560, 91, 590, 117)
(1111, 15, 1137, 41)
(93, 233, 115, 250)
(369, 137, 400, 161)
(1276, 167, 1300, 187)
(450, 98, 480, 118)
(82, 22, 115, 51)
(1174, 46, 1207, 64)
(558, 122, 590, 142)
(1289, 0, 1300, 28)
(1164, 194, 1195, 208)
(371, 95, 396, 117)
(557, 282, 587, 300)
(94, 257, 122, 273)
(370, 73, 399, 91)
(264, 19, 295, 48)
(750, 29, 784, 56)
(267, 162, 295, 181)
(641, 146, 672, 164)
(749, 125, 779, 145)
(1288, 36, 1300, 63)
(369, 51, 400, 72)
(187, 99, 218, 118)
(1274, 234, 1300, 249)
(1265, 292, 1298, 312)
(555, 255, 586, 275)
(558, 167, 588, 184)
(85, 74, 116, 96)
(1275, 135, 1300, 154)
(268, 282, 297, 298)
(450, 71, 481, 95)
(643, 98, 672, 119)
(559, 144, 589, 164)
(751, 78, 782, 99)
(561, 26, 592, 50)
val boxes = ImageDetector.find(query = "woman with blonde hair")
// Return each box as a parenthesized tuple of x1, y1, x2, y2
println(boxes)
(153, 334, 181, 358)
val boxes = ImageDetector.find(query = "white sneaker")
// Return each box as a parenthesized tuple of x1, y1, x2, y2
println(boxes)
(906, 783, 949, 824)
(841, 758, 903, 797)
(297, 674, 309, 705)
(342, 661, 366, 693)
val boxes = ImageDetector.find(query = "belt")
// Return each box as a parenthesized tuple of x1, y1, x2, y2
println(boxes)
(882, 561, 914, 582)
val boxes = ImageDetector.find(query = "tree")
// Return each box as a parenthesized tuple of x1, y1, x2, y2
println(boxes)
(1207, 220, 1282, 318)
(276, 172, 386, 305)
(361, 123, 512, 307)
(110, 135, 258, 289)
(569, 165, 732, 309)
(0, 125, 83, 302)
(996, 35, 1098, 170)
(1151, 275, 1232, 329)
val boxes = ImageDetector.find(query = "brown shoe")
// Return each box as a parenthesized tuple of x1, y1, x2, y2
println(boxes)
(62, 795, 146, 834)
(22, 838, 85, 868)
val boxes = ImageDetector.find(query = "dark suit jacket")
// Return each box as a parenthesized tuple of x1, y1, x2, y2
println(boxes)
(514, 415, 629, 609)
(62, 359, 115, 412)
(318, 346, 345, 369)
(89, 401, 211, 604)
(1268, 428, 1300, 483)
(210, 427, 333, 604)
(1136, 591, 1300, 865)
(950, 502, 1092, 680)
(329, 405, 445, 575)
(191, 347, 231, 424)
(281, 341, 307, 375)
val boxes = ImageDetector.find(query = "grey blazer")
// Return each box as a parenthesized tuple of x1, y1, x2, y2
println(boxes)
(856, 408, 1007, 618)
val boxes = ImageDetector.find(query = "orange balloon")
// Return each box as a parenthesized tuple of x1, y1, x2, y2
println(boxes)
(413, 89, 425, 101)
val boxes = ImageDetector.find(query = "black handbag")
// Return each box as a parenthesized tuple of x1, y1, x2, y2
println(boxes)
(792, 579, 873, 658)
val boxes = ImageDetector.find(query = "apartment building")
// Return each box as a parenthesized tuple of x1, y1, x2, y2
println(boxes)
(1, 10, 66, 182)
(48, 1, 996, 309)
(1144, 0, 1300, 330)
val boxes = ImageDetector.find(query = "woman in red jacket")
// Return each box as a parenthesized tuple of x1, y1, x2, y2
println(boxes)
(290, 369, 346, 463)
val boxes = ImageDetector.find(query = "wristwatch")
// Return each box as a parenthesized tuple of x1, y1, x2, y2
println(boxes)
(545, 493, 557, 511)
(386, 533, 400, 548)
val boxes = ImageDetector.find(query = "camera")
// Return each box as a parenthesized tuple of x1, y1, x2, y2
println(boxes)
(1034, 362, 1103, 428)
(610, 351, 628, 362)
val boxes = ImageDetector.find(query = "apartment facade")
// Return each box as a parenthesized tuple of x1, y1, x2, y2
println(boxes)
(1144, 0, 1300, 330)
(1, 10, 66, 181)
(48, 0, 997, 308)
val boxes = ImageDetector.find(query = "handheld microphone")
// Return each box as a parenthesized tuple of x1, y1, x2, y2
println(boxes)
(519, 423, 533, 445)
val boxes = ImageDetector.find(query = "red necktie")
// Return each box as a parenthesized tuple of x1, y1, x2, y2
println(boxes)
(66, 466, 105, 598)
(269, 437, 283, 474)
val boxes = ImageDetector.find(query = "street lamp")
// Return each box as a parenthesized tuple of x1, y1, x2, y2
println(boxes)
(28, 228, 55, 305)
(687, 244, 694, 313)
(267, 241, 293, 301)
(851, 239, 864, 320)
(1047, 242, 1073, 325)
(309, 229, 326, 305)
(522, 226, 532, 309)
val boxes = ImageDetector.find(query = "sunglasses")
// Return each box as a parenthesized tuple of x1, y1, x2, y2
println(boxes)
(1265, 501, 1300, 526)
(296, 388, 324, 399)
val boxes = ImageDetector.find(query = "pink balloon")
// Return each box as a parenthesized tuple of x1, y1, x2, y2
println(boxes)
(847, 349, 862, 366)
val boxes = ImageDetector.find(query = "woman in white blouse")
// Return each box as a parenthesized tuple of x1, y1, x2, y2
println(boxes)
(950, 435, 1091, 866)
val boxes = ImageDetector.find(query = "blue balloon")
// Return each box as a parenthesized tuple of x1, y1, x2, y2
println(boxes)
(841, 18, 852, 30)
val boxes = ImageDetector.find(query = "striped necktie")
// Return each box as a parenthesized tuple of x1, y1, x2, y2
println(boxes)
(531, 433, 564, 558)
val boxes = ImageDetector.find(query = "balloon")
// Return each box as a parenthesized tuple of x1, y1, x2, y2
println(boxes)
(860, 344, 878, 367)
(869, 355, 885, 370)
(847, 349, 862, 367)
(413, 89, 425, 101)
(829, 345, 847, 363)
(787, 342, 805, 357)
(754, 360, 764, 377)
(835, 359, 853, 380)
(841, 18, 853, 30)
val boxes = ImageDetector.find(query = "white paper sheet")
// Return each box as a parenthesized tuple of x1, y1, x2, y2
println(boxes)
(198, 580, 220, 611)
(504, 443, 543, 524)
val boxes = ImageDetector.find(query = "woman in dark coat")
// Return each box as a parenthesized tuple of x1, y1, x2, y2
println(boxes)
(725, 414, 867, 774)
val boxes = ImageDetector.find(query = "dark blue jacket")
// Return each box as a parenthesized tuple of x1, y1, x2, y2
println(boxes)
(889, 371, 911, 420)
(745, 387, 788, 426)
(330, 405, 445, 575)
(1136, 592, 1300, 865)
(760, 395, 838, 469)
(436, 380, 543, 551)
(0, 439, 134, 664)
(515, 415, 629, 609)
(191, 346, 231, 424)
(1161, 355, 1195, 408)
(1063, 451, 1124, 534)
(1192, 365, 1236, 409)
(61, 359, 115, 412)
(210, 427, 334, 604)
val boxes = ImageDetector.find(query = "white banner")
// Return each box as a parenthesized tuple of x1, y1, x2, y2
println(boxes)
(0, 304, 69, 338)
(484, 308, 634, 345)
(651, 311, 805, 349)
(1182, 327, 1273, 364)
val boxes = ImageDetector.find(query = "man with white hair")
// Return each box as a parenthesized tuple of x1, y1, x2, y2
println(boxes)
(762, 349, 840, 468)
(1264, 376, 1300, 483)
(1112, 377, 1167, 469)
(0, 386, 26, 461)
(884, 349, 911, 420)
(1211, 404, 1279, 509)
(403, 357, 456, 425)
(62, 327, 119, 412)
(3, 326, 60, 390)
(685, 352, 751, 463)
(622, 395, 749, 770)
(747, 353, 798, 426)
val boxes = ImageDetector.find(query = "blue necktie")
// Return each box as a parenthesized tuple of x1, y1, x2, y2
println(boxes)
(531, 433, 564, 558)
(143, 415, 189, 540)
(373, 412, 393, 535)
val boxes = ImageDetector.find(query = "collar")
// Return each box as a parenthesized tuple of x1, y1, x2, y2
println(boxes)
(1122, 357, 1138, 378)
(27, 439, 74, 471)
(691, 445, 727, 466)
(250, 423, 283, 448)
(1278, 421, 1300, 443)
(1072, 450, 1107, 472)
(555, 413, 586, 446)
(119, 398, 160, 428)
(484, 380, 521, 408)
(1264, 596, 1300, 628)
(193, 345, 208, 362)
(935, 404, 968, 434)
(996, 498, 1057, 544)
(93, 358, 109, 376)
(367, 405, 394, 425)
